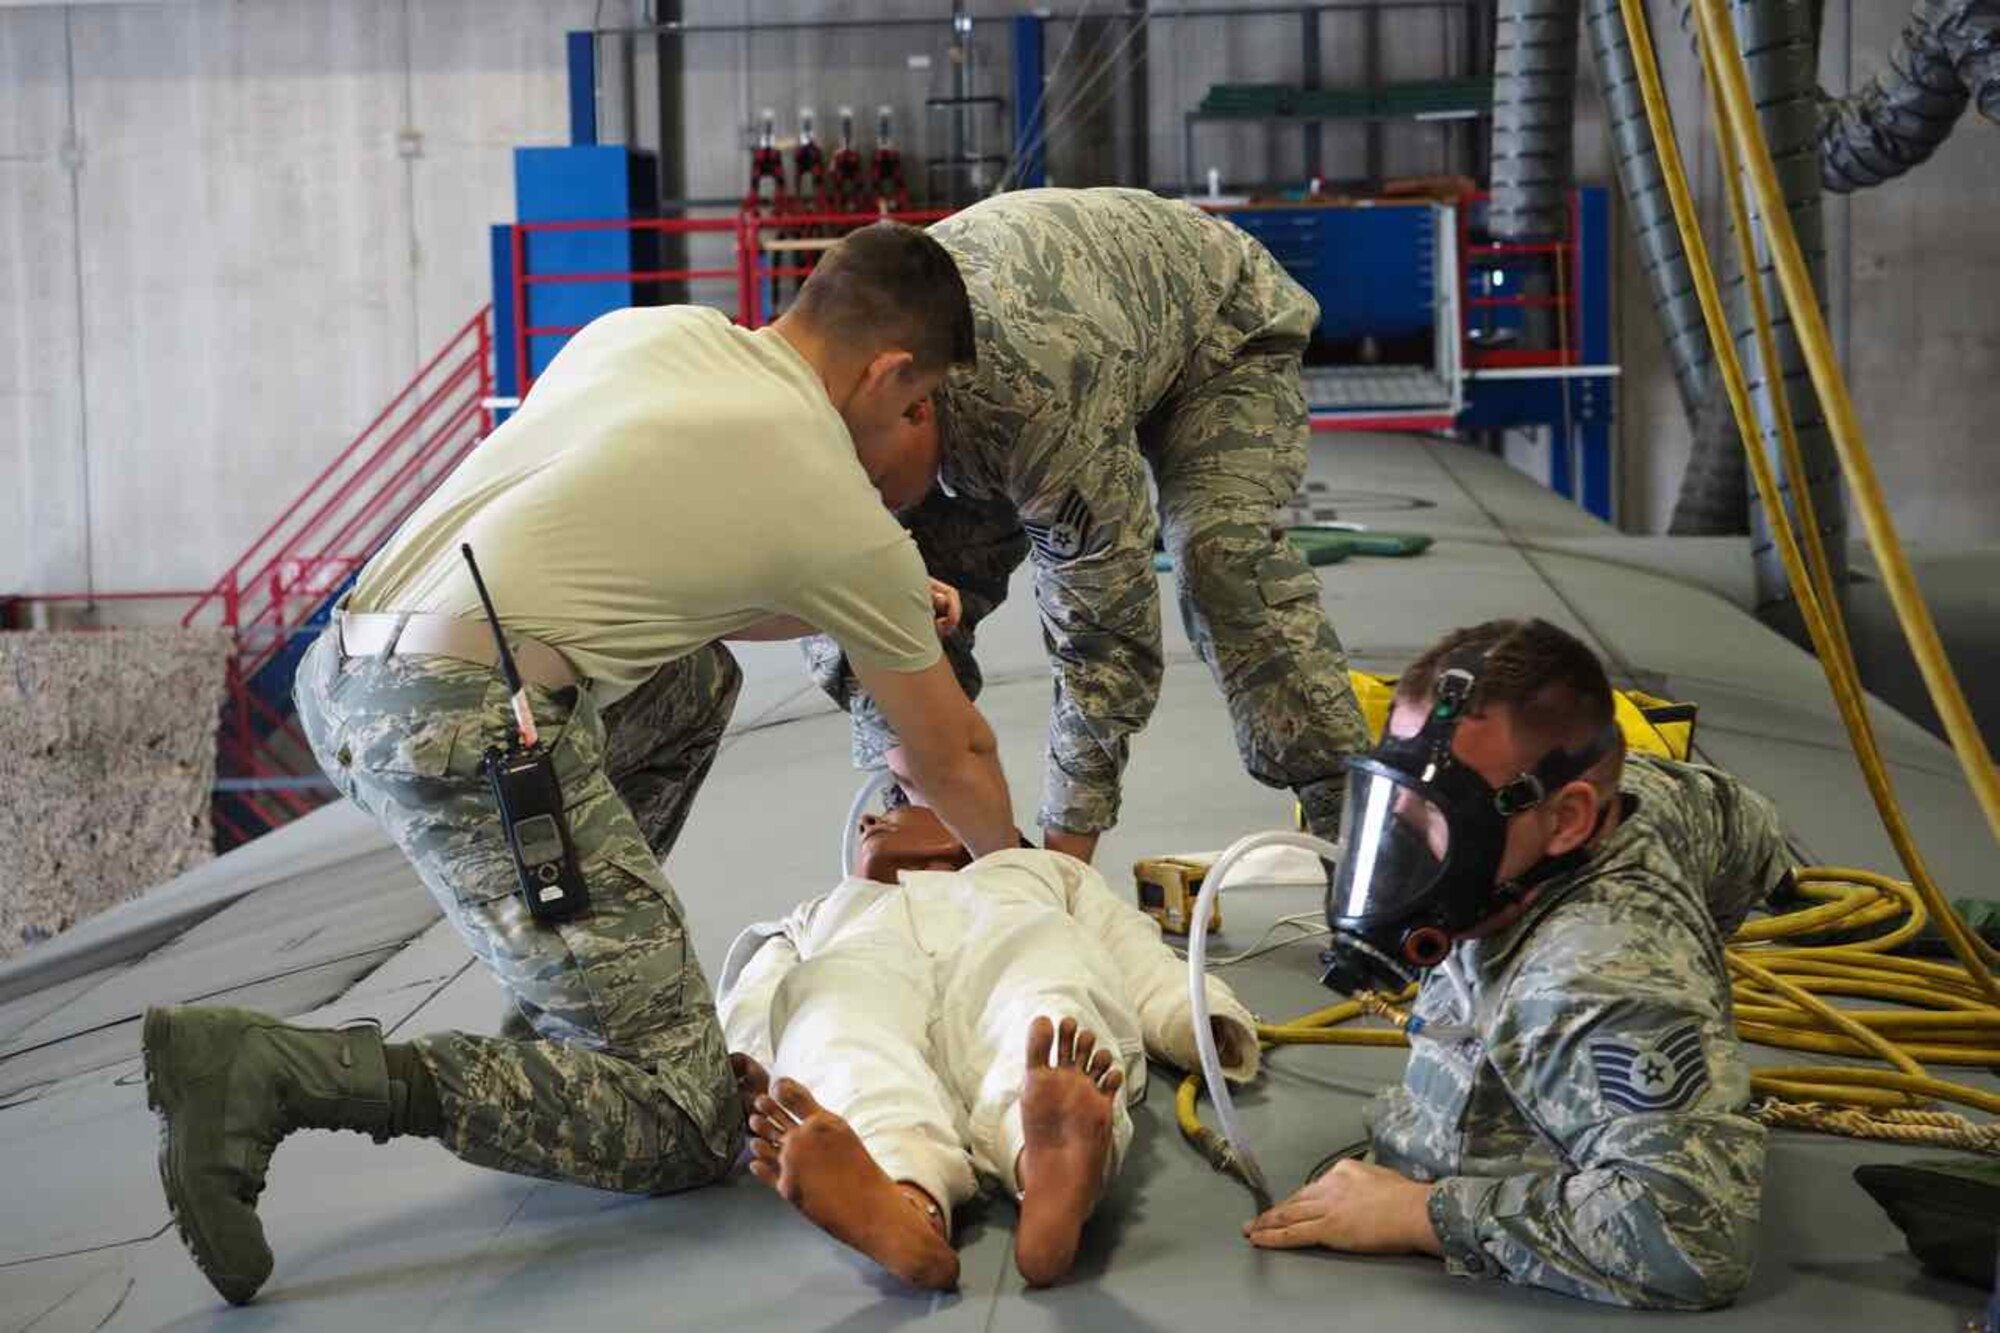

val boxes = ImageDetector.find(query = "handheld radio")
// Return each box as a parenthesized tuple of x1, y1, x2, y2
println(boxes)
(461, 543, 590, 924)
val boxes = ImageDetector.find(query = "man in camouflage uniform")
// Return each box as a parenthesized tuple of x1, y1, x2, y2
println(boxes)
(806, 188, 1370, 862)
(140, 224, 1022, 1306)
(1245, 619, 1786, 1310)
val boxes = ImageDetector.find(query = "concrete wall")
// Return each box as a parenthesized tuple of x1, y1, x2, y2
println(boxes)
(4, 0, 1997, 608)
(0, 0, 592, 604)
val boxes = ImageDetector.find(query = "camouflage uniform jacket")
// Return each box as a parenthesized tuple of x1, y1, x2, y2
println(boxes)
(928, 188, 1321, 832)
(1369, 754, 1792, 1309)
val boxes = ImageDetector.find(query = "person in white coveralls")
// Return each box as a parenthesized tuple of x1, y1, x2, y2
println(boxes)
(718, 806, 1263, 1290)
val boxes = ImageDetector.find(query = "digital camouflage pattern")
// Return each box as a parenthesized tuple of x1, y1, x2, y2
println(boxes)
(599, 641, 741, 860)
(1369, 754, 1792, 1309)
(804, 187, 1368, 837)
(294, 630, 743, 1194)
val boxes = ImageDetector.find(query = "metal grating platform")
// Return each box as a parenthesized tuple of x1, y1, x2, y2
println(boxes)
(1302, 364, 1455, 413)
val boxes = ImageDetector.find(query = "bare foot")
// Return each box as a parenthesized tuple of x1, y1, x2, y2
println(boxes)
(747, 1077, 960, 1291)
(730, 1053, 770, 1121)
(1014, 1016, 1122, 1287)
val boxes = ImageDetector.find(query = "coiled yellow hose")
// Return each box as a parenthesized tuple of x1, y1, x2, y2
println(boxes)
(1177, 0, 2000, 1183)
(1176, 868, 2000, 1165)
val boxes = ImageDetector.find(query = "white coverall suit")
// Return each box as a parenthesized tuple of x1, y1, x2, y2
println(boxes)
(717, 849, 1261, 1218)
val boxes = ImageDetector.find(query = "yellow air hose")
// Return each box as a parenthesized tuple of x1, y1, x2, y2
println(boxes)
(1613, 0, 2000, 1000)
(1178, 0, 2000, 1190)
(1177, 868, 2000, 1173)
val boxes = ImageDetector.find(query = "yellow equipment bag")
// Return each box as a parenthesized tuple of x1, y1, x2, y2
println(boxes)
(1346, 671, 1696, 761)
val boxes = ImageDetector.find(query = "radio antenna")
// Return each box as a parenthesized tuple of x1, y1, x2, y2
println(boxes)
(461, 543, 538, 747)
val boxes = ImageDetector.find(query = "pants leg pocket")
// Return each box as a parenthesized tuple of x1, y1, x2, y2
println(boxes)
(1256, 545, 1323, 610)
(553, 820, 693, 1051)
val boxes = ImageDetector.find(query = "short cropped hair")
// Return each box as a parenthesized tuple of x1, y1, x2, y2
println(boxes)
(790, 222, 976, 376)
(1396, 618, 1624, 776)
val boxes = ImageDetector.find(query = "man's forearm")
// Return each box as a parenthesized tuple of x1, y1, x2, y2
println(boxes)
(1426, 1164, 1753, 1309)
(913, 745, 1017, 856)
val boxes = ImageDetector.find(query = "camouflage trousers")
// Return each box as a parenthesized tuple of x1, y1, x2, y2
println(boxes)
(294, 628, 745, 1194)
(806, 351, 1367, 839)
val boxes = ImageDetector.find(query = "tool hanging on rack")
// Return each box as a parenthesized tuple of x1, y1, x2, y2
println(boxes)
(828, 106, 867, 214)
(871, 104, 910, 211)
(745, 107, 788, 215)
(792, 107, 828, 214)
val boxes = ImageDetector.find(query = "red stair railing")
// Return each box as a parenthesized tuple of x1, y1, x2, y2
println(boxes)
(184, 306, 495, 845)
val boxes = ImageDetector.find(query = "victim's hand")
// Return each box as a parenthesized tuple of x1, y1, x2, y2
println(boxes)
(1243, 1159, 1442, 1256)
(928, 579, 962, 637)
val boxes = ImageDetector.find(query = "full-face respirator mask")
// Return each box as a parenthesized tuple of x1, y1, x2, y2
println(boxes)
(1317, 660, 1619, 995)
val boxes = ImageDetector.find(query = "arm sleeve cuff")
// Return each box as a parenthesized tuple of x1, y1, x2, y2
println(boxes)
(1429, 1176, 1504, 1280)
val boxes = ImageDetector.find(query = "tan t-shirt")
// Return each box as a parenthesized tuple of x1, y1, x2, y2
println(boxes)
(349, 305, 941, 705)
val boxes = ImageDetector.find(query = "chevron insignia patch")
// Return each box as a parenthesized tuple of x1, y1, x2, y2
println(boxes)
(1590, 1020, 1710, 1114)
(1024, 489, 1094, 562)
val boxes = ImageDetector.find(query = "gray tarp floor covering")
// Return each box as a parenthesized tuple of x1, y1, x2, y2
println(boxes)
(3, 436, 1993, 1331)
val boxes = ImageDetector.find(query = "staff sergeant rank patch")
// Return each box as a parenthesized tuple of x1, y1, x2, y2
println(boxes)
(1589, 1020, 1710, 1113)
(1024, 489, 1095, 562)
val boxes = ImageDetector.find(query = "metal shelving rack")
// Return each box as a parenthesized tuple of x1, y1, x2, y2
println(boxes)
(1173, 1, 1491, 194)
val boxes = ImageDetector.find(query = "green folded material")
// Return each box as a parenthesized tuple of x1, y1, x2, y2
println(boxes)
(1153, 527, 1433, 573)
(1290, 526, 1435, 559)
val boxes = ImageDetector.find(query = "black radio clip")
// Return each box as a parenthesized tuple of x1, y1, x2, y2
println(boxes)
(461, 543, 591, 924)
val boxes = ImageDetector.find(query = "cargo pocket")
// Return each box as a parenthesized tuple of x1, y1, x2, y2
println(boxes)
(1256, 547, 1322, 609)
(553, 838, 692, 1055)
(346, 712, 469, 779)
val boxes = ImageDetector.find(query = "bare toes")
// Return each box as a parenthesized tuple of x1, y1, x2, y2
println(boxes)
(748, 1159, 779, 1187)
(1026, 1015, 1056, 1069)
(753, 1094, 797, 1130)
(774, 1077, 824, 1119)
(1056, 1016, 1078, 1065)
(1099, 1065, 1125, 1097)
(1086, 1047, 1114, 1081)
(1071, 1027, 1098, 1070)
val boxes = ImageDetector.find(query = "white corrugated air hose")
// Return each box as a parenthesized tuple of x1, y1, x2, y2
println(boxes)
(1184, 829, 1344, 1208)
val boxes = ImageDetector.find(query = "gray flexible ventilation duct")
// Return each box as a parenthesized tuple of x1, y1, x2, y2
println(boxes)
(1489, 0, 1847, 617)
(1667, 0, 1847, 617)
(1491, 0, 1582, 239)
(1583, 0, 1714, 420)
(1819, 0, 2000, 192)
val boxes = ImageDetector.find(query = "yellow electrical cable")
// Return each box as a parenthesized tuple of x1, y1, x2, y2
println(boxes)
(1177, 5, 2000, 1171)
(1251, 1026, 1411, 1047)
(1175, 868, 2000, 1165)
(1690, 0, 2000, 860)
(1618, 0, 2000, 1001)
(1726, 951, 1923, 1075)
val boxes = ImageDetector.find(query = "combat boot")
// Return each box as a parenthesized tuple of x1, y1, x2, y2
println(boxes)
(141, 1005, 412, 1305)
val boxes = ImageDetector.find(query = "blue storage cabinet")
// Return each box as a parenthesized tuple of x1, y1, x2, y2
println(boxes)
(1222, 203, 1437, 348)
(512, 145, 660, 382)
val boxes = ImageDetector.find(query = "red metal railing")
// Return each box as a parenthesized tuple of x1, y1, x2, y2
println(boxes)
(164, 305, 497, 846)
(1459, 191, 1582, 371)
(508, 207, 953, 395)
(185, 309, 493, 652)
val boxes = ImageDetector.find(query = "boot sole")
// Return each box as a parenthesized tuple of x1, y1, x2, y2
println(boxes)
(143, 1007, 265, 1306)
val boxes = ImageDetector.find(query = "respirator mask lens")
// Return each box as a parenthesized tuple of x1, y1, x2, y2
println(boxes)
(1328, 763, 1454, 924)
